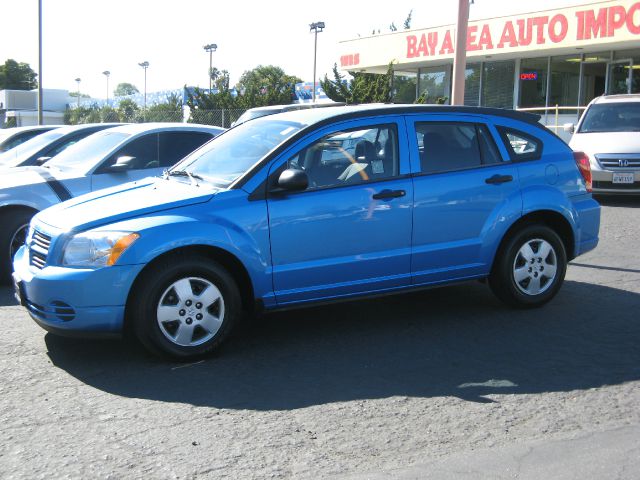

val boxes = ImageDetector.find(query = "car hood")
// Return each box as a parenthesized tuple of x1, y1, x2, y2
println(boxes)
(569, 132, 640, 154)
(0, 166, 81, 190)
(37, 177, 221, 232)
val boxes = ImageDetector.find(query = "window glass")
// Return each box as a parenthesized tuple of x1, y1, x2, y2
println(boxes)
(483, 61, 515, 108)
(549, 55, 580, 116)
(286, 124, 398, 189)
(417, 123, 482, 173)
(159, 131, 213, 168)
(98, 133, 158, 172)
(498, 127, 542, 160)
(519, 57, 548, 108)
(578, 102, 640, 133)
(464, 63, 481, 106)
(477, 125, 502, 165)
(418, 65, 451, 104)
(393, 72, 417, 103)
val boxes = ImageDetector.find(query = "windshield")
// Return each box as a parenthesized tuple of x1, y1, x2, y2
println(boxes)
(578, 102, 640, 133)
(46, 131, 130, 169)
(0, 129, 64, 167)
(172, 117, 305, 187)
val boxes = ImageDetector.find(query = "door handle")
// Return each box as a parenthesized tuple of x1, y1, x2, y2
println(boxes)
(485, 174, 513, 185)
(372, 189, 406, 200)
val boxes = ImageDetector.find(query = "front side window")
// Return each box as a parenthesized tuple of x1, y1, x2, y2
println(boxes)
(96, 134, 159, 173)
(416, 122, 500, 174)
(286, 124, 399, 190)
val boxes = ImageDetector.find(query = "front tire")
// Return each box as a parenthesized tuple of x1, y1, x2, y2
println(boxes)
(130, 254, 241, 359)
(0, 209, 35, 285)
(489, 224, 567, 308)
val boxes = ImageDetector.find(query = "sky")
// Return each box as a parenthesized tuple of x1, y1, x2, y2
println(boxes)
(0, 0, 591, 99)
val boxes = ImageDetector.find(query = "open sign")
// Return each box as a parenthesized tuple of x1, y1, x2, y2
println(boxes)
(520, 72, 538, 80)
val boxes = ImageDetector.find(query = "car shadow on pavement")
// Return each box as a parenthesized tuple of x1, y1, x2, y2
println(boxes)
(594, 195, 640, 208)
(43, 280, 640, 410)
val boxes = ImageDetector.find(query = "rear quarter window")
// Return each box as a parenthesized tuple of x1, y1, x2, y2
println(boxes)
(496, 126, 542, 161)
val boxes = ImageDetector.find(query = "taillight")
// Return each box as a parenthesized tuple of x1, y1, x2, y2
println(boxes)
(573, 151, 592, 192)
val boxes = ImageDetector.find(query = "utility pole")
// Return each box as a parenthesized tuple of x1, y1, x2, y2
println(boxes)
(451, 0, 471, 105)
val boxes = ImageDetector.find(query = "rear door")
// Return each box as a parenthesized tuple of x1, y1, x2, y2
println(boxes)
(408, 115, 522, 285)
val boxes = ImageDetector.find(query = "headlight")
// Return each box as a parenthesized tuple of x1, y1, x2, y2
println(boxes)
(62, 231, 139, 267)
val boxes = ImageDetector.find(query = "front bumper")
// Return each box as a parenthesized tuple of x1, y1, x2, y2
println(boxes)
(12, 246, 145, 337)
(591, 168, 640, 195)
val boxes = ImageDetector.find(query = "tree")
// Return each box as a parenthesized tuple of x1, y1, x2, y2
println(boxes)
(404, 10, 413, 29)
(320, 63, 394, 104)
(145, 93, 183, 122)
(0, 59, 38, 90)
(117, 98, 140, 122)
(236, 65, 301, 107)
(114, 83, 139, 97)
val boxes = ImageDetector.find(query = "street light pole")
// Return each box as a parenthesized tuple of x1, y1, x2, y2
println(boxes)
(138, 61, 149, 112)
(309, 21, 325, 103)
(102, 70, 110, 105)
(37, 0, 43, 125)
(74, 77, 81, 108)
(203, 44, 217, 92)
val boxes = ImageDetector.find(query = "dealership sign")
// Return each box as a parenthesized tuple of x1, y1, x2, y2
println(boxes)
(339, 0, 640, 70)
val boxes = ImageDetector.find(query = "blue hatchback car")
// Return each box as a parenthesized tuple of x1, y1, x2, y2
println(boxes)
(13, 105, 600, 359)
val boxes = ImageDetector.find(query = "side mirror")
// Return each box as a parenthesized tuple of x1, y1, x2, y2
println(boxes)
(563, 123, 575, 134)
(35, 156, 51, 165)
(277, 168, 308, 192)
(106, 155, 136, 173)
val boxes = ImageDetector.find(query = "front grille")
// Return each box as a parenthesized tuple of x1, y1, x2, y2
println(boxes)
(29, 230, 52, 270)
(596, 155, 640, 169)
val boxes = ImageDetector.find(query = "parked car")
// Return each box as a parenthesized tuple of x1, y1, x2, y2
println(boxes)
(565, 94, 640, 194)
(1, 123, 224, 282)
(0, 125, 60, 153)
(13, 105, 600, 359)
(0, 123, 122, 168)
(232, 102, 344, 126)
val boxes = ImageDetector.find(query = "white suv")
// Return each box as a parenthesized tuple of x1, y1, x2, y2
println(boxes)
(567, 94, 640, 195)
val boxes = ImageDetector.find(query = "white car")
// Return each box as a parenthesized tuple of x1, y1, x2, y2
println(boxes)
(567, 94, 640, 195)
(0, 123, 224, 283)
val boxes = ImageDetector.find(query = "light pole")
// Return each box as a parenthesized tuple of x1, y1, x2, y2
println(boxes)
(37, 0, 43, 125)
(203, 44, 217, 92)
(309, 21, 325, 103)
(102, 70, 110, 105)
(138, 61, 149, 111)
(74, 77, 81, 108)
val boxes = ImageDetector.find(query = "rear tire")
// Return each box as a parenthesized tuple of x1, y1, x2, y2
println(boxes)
(130, 253, 241, 360)
(489, 224, 567, 309)
(0, 209, 35, 285)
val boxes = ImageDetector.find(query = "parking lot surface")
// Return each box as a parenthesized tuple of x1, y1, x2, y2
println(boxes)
(0, 197, 639, 479)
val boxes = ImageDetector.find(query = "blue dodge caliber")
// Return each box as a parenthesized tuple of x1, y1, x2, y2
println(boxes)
(13, 105, 600, 359)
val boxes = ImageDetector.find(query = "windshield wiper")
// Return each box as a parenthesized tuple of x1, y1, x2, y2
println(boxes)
(166, 169, 203, 186)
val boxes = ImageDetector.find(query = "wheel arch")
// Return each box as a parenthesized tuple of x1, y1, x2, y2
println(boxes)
(492, 210, 575, 273)
(124, 244, 255, 334)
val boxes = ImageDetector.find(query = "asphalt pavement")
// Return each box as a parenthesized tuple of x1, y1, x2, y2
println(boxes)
(0, 195, 638, 479)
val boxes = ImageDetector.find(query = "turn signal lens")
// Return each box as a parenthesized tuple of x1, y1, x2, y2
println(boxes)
(573, 151, 592, 193)
(107, 233, 140, 266)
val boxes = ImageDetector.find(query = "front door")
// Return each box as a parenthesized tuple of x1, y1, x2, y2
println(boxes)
(267, 119, 414, 305)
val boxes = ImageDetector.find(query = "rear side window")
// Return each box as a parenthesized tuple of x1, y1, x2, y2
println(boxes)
(497, 127, 542, 161)
(159, 131, 213, 168)
(97, 133, 159, 172)
(416, 122, 502, 174)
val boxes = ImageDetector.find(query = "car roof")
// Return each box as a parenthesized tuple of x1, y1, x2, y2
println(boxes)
(266, 104, 542, 127)
(591, 94, 640, 104)
(103, 122, 224, 135)
(1, 125, 60, 134)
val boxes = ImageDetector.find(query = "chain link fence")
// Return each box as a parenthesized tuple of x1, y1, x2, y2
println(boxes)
(64, 107, 246, 129)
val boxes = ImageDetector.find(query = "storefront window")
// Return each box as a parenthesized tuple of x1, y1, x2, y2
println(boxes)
(613, 48, 640, 94)
(549, 55, 580, 115)
(393, 72, 417, 103)
(482, 60, 514, 109)
(464, 63, 481, 106)
(418, 65, 451, 104)
(519, 58, 548, 108)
